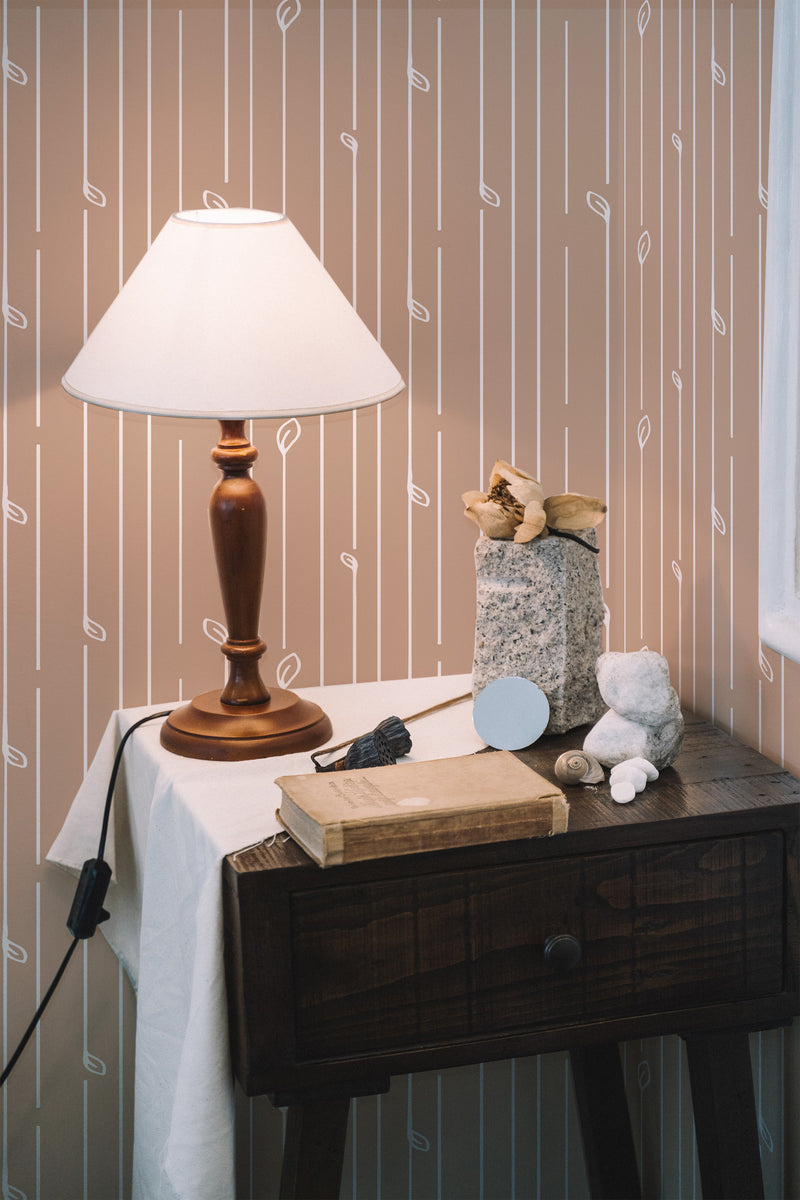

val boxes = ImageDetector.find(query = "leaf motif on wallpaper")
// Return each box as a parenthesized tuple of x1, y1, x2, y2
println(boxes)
(758, 643, 774, 683)
(759, 1113, 775, 1154)
(83, 615, 107, 642)
(759, 182, 769, 210)
(277, 417, 301, 456)
(340, 552, 358, 574)
(637, 415, 651, 450)
(277, 0, 302, 32)
(3, 743, 27, 769)
(479, 181, 501, 207)
(672, 560, 683, 584)
(4, 936, 28, 963)
(5, 1182, 28, 1200)
(203, 617, 228, 645)
(637, 231, 651, 265)
(711, 504, 727, 535)
(3, 300, 27, 330)
(408, 481, 431, 507)
(407, 64, 430, 93)
(637, 1, 650, 37)
(712, 308, 727, 336)
(3, 496, 28, 524)
(2, 50, 28, 86)
(277, 652, 301, 688)
(603, 603, 611, 629)
(83, 1049, 107, 1076)
(637, 1060, 651, 1090)
(83, 179, 107, 208)
(340, 132, 358, 154)
(712, 59, 727, 87)
(408, 297, 430, 323)
(408, 1129, 431, 1151)
(671, 132, 682, 156)
(586, 191, 610, 224)
(203, 190, 228, 210)
(671, 370, 682, 394)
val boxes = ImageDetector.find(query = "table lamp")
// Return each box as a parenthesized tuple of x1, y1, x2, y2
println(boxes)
(62, 208, 405, 760)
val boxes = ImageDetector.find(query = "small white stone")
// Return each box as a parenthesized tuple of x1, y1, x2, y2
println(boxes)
(611, 780, 636, 804)
(621, 756, 659, 781)
(609, 763, 648, 792)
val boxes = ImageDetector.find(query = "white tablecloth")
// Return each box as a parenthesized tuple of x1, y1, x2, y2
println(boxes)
(48, 675, 484, 1200)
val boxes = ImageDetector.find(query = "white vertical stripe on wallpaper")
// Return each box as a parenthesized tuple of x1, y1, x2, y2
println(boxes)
(563, 244, 568, 408)
(224, 0, 229, 183)
(510, 0, 516, 462)
(536, 0, 541, 481)
(249, 1, 253, 207)
(178, 10, 183, 212)
(406, 0, 413, 677)
(660, 0, 665, 656)
(479, 208, 484, 484)
(352, 0, 357, 130)
(319, 0, 326, 686)
(437, 429, 442, 648)
(564, 20, 568, 215)
(710, 0, 717, 721)
(375, 0, 383, 683)
(35, 441, 41, 673)
(436, 17, 442, 234)
(35, 5, 40, 232)
(623, 1, 629, 648)
(147, 0, 152, 246)
(605, 1, 610, 184)
(692, 0, 697, 707)
(35, 682, 40, 866)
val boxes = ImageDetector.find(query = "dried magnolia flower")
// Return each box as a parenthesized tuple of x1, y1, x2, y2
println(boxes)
(462, 460, 547, 542)
(463, 460, 606, 543)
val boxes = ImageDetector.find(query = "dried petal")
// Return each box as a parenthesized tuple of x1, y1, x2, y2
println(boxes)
(544, 493, 607, 530)
(513, 499, 547, 542)
(462, 490, 518, 538)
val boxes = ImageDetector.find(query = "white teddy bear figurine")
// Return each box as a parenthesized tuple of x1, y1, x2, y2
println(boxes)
(583, 649, 683, 770)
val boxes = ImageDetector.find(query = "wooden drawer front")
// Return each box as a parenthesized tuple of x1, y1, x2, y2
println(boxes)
(290, 833, 785, 1060)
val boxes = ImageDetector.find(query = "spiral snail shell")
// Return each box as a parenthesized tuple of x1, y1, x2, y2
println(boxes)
(554, 750, 604, 785)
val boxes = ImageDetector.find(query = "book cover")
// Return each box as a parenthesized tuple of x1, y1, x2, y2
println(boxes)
(275, 751, 568, 867)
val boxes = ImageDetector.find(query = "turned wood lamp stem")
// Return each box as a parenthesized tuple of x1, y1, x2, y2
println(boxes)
(159, 420, 332, 761)
(211, 420, 270, 707)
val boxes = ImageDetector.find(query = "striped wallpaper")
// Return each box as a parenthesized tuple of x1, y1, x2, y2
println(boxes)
(2, 0, 796, 1196)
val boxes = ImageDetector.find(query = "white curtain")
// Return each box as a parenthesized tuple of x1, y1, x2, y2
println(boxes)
(760, 0, 800, 663)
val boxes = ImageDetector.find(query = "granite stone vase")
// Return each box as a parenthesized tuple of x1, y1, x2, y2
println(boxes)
(471, 530, 605, 735)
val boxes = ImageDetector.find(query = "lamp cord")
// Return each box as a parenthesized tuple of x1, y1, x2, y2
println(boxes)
(0, 708, 173, 1089)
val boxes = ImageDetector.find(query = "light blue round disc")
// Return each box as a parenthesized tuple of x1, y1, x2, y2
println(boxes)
(472, 676, 550, 751)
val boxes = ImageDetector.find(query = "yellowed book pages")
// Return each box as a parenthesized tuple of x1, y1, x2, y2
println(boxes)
(275, 750, 568, 867)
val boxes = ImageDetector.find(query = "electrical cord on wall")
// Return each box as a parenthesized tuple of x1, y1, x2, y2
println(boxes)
(0, 708, 173, 1089)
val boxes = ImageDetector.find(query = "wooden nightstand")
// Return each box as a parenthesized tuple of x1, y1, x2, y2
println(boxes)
(223, 712, 800, 1199)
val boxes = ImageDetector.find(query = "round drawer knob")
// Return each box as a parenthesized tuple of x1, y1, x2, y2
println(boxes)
(543, 933, 582, 973)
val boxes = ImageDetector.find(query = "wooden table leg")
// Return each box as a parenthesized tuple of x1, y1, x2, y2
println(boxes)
(683, 1030, 764, 1200)
(278, 1094, 351, 1200)
(569, 1042, 642, 1200)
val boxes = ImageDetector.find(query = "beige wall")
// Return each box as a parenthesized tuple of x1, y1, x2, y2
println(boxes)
(2, 0, 795, 1196)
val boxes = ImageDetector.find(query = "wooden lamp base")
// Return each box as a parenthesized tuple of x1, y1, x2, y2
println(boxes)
(161, 688, 332, 762)
(160, 419, 333, 762)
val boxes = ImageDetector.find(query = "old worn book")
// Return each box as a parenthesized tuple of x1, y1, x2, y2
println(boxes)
(274, 751, 568, 867)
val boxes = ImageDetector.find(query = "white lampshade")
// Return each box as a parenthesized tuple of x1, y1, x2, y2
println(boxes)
(62, 208, 404, 419)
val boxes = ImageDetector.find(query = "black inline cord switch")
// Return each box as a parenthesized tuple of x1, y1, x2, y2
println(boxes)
(67, 858, 112, 940)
